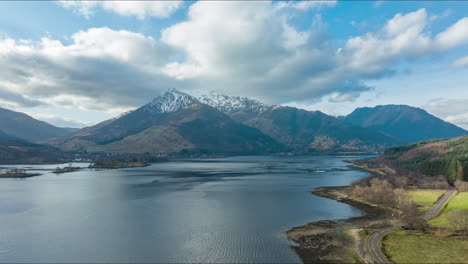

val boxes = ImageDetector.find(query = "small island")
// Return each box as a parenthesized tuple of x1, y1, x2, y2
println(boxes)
(0, 168, 40, 178)
(89, 155, 169, 169)
(53, 165, 81, 174)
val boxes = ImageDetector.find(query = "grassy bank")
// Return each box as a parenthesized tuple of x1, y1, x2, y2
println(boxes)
(383, 230, 468, 264)
(429, 192, 468, 228)
(381, 191, 468, 264)
(287, 186, 394, 264)
(406, 189, 445, 213)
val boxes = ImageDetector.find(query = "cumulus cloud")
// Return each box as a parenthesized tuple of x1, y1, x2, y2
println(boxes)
(59, 0, 183, 19)
(0, 27, 176, 112)
(453, 56, 468, 67)
(422, 99, 468, 130)
(435, 18, 468, 49)
(328, 81, 373, 103)
(0, 87, 43, 107)
(161, 5, 468, 103)
(1, 4, 468, 114)
(160, 1, 344, 102)
(25, 113, 90, 128)
(276, 0, 337, 11)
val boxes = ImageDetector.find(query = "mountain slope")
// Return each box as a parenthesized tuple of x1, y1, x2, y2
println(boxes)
(197, 92, 400, 153)
(50, 89, 285, 154)
(343, 105, 467, 143)
(0, 129, 68, 164)
(0, 107, 75, 142)
(356, 136, 468, 184)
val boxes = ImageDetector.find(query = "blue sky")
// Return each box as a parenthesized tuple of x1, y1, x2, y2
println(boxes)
(0, 0, 467, 129)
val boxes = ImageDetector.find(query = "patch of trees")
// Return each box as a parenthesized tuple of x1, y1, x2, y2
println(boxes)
(419, 159, 468, 184)
(454, 180, 468, 192)
(349, 178, 422, 229)
(448, 209, 468, 235)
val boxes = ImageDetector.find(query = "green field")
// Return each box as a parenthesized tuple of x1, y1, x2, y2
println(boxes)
(383, 230, 468, 263)
(429, 192, 468, 227)
(405, 190, 445, 213)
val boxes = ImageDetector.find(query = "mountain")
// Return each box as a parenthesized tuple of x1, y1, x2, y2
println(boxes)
(0, 129, 68, 164)
(343, 105, 467, 143)
(0, 107, 76, 142)
(197, 92, 400, 153)
(355, 135, 468, 185)
(49, 89, 285, 155)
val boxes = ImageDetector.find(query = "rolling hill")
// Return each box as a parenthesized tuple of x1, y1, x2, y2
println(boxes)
(356, 135, 468, 184)
(342, 105, 467, 143)
(0, 129, 69, 164)
(0, 107, 77, 142)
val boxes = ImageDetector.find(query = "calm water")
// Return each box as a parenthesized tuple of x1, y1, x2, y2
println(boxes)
(0, 156, 369, 263)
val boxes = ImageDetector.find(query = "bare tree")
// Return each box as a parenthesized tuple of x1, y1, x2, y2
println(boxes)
(400, 200, 421, 229)
(448, 209, 468, 235)
(454, 180, 468, 192)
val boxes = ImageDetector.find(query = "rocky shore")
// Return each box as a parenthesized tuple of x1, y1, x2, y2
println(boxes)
(287, 186, 395, 263)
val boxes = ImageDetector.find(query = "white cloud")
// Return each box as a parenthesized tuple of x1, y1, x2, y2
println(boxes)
(0, 27, 175, 112)
(422, 99, 468, 130)
(339, 9, 468, 79)
(161, 5, 468, 104)
(435, 17, 468, 49)
(0, 87, 43, 107)
(59, 0, 183, 19)
(339, 9, 432, 77)
(25, 113, 90, 128)
(453, 56, 468, 67)
(1, 4, 468, 116)
(282, 0, 337, 11)
(160, 1, 345, 102)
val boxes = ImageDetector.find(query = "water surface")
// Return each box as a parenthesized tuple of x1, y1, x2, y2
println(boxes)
(0, 156, 369, 263)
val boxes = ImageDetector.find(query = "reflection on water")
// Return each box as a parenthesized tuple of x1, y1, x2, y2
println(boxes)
(0, 156, 368, 263)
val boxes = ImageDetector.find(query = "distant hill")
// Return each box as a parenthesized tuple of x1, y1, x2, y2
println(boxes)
(49, 89, 285, 155)
(0, 129, 68, 164)
(0, 107, 76, 142)
(197, 92, 400, 153)
(357, 136, 468, 185)
(343, 105, 467, 143)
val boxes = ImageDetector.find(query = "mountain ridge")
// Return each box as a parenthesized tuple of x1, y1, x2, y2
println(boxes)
(194, 91, 401, 153)
(343, 104, 467, 143)
(0, 107, 76, 142)
(0, 129, 69, 164)
(49, 89, 286, 155)
(45, 89, 467, 156)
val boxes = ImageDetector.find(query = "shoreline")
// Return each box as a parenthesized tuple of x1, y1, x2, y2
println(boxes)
(287, 184, 395, 263)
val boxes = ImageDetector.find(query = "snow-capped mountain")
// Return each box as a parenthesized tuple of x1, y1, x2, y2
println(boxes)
(142, 88, 198, 114)
(196, 91, 271, 114)
(48, 88, 285, 154)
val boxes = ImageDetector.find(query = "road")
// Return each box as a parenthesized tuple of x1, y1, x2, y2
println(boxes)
(367, 189, 455, 264)
(423, 189, 455, 220)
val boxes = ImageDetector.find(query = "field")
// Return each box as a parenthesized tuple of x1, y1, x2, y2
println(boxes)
(382, 230, 468, 264)
(429, 192, 468, 227)
(405, 189, 445, 213)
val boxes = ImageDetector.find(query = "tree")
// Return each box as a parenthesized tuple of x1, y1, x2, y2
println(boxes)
(393, 188, 410, 215)
(454, 180, 468, 192)
(400, 200, 421, 229)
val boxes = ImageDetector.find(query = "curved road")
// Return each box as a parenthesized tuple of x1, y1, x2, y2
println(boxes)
(367, 189, 455, 264)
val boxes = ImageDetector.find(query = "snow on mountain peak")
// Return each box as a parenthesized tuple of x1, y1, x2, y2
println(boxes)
(196, 91, 271, 114)
(143, 88, 198, 113)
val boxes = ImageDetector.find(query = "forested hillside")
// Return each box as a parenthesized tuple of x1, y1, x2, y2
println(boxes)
(357, 136, 468, 185)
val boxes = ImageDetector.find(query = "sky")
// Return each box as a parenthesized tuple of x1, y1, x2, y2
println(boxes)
(0, 0, 467, 129)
